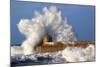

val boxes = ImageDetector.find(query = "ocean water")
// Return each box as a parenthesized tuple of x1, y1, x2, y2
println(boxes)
(11, 44, 95, 66)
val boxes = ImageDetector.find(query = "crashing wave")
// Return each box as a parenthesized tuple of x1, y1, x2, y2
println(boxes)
(17, 6, 77, 55)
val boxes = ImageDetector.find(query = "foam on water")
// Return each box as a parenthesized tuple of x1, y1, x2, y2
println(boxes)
(11, 44, 95, 64)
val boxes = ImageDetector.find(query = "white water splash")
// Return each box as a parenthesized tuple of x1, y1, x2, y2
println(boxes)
(62, 44, 95, 62)
(17, 6, 77, 55)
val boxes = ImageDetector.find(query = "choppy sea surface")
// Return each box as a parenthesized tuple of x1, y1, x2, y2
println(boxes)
(11, 44, 95, 66)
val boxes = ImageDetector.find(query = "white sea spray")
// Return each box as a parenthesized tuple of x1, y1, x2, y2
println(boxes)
(17, 6, 77, 55)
